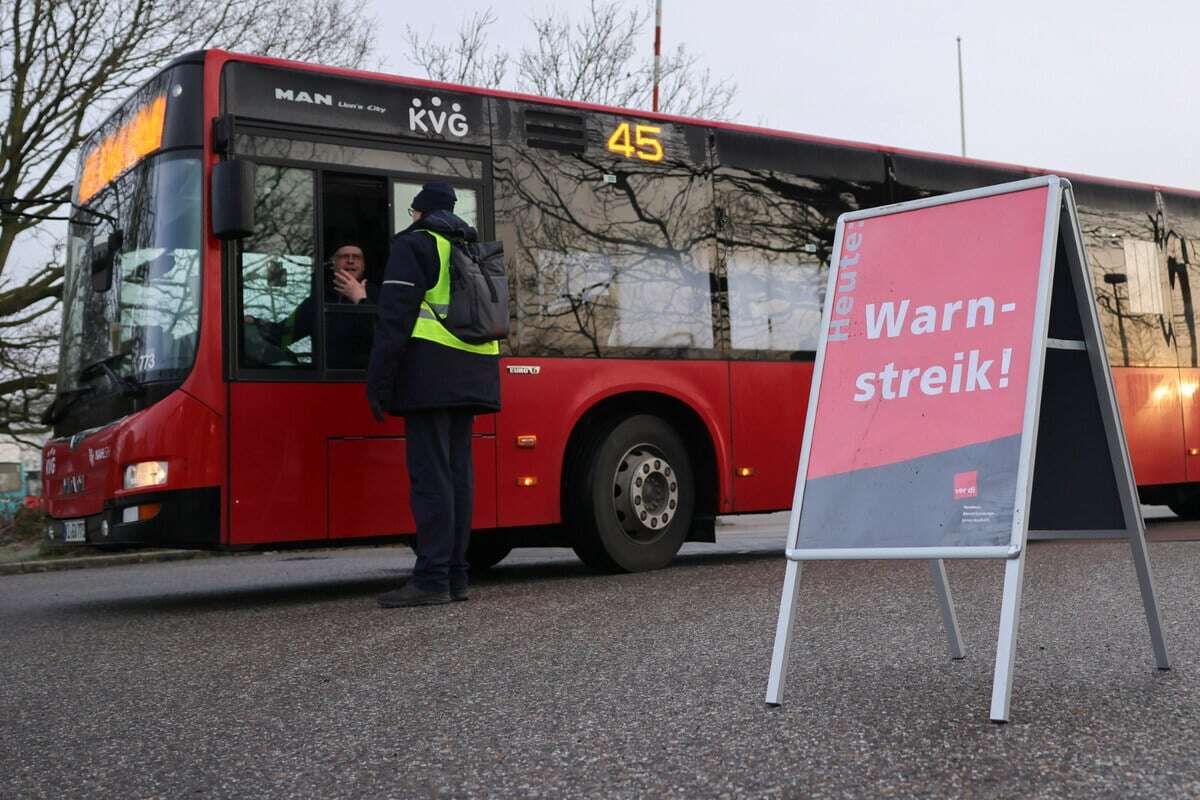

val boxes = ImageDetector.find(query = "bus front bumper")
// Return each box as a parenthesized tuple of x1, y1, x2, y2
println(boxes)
(46, 487, 220, 548)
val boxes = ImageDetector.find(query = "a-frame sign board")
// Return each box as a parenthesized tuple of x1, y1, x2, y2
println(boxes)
(765, 176, 1170, 723)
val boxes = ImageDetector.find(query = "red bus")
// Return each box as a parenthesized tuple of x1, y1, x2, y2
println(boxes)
(40, 49, 1200, 571)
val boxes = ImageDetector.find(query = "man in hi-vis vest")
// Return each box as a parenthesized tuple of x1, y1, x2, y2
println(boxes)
(367, 181, 501, 608)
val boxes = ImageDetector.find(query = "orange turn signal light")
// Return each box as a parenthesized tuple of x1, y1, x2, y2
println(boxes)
(1189, 448, 1200, 457)
(516, 476, 538, 487)
(737, 467, 755, 478)
(516, 435, 538, 448)
(122, 503, 163, 524)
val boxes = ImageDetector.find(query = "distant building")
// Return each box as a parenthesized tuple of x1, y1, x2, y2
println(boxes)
(0, 436, 45, 516)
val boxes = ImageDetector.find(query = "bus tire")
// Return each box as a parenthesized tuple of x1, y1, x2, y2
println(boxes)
(466, 535, 512, 571)
(569, 414, 694, 573)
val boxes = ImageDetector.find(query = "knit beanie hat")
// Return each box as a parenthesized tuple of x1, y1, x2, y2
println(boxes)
(411, 181, 457, 213)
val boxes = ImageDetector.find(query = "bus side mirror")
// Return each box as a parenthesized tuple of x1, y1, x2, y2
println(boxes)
(90, 229, 123, 293)
(212, 159, 256, 240)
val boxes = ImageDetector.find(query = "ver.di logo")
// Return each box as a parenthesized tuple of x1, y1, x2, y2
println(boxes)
(409, 97, 468, 137)
(953, 470, 978, 500)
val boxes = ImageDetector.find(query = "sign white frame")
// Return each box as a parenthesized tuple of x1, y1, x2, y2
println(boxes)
(764, 176, 1170, 722)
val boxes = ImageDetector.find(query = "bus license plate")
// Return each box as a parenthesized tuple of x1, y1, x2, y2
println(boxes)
(63, 519, 86, 543)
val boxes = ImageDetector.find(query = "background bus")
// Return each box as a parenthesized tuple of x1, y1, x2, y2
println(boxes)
(40, 49, 1200, 571)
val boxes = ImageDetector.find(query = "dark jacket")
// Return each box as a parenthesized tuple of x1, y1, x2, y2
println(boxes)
(366, 210, 501, 415)
(262, 281, 379, 370)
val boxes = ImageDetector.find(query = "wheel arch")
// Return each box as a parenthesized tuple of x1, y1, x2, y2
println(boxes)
(560, 390, 724, 541)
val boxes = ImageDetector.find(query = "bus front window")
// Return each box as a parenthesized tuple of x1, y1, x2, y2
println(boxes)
(59, 154, 203, 405)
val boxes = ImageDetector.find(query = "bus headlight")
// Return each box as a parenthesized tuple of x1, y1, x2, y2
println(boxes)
(124, 461, 168, 489)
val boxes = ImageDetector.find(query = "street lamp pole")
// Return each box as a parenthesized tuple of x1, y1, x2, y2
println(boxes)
(957, 36, 966, 157)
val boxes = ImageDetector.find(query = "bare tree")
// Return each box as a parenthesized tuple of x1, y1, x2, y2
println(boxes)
(0, 0, 377, 441)
(405, 1, 737, 120)
(404, 7, 509, 88)
(515, 1, 648, 108)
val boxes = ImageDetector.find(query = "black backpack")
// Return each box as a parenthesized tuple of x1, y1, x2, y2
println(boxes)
(431, 236, 509, 345)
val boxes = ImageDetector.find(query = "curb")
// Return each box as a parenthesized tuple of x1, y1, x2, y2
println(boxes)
(0, 549, 215, 576)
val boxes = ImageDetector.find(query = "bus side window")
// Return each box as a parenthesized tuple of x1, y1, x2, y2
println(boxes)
(393, 181, 478, 232)
(714, 132, 890, 357)
(1073, 182, 1176, 370)
(1162, 193, 1200, 369)
(720, 171, 833, 355)
(494, 133, 715, 357)
(239, 165, 318, 370)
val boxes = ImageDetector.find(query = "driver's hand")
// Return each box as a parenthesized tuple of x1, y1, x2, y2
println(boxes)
(333, 269, 367, 304)
(369, 398, 387, 423)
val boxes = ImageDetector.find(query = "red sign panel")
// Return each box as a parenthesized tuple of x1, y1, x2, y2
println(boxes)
(796, 187, 1050, 550)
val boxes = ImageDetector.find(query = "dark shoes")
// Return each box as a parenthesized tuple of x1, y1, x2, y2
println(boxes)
(378, 583, 451, 608)
(377, 579, 471, 607)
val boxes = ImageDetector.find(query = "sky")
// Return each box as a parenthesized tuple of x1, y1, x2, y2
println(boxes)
(372, 0, 1200, 192)
(10, 0, 1198, 279)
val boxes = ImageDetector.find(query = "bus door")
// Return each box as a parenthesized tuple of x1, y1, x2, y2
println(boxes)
(326, 178, 496, 542)
(227, 133, 495, 545)
(713, 131, 889, 511)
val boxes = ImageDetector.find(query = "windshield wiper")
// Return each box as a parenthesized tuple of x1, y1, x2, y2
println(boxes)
(41, 351, 146, 425)
(79, 352, 143, 397)
(40, 386, 97, 425)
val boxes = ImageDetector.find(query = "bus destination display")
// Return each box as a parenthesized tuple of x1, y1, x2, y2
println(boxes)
(605, 122, 665, 161)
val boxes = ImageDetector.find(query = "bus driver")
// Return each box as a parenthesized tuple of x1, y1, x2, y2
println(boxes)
(246, 244, 379, 368)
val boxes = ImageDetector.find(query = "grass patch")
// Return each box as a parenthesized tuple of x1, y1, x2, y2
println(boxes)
(0, 540, 44, 563)
(0, 508, 139, 563)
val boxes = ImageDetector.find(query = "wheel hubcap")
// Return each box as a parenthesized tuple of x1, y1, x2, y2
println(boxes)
(612, 443, 680, 542)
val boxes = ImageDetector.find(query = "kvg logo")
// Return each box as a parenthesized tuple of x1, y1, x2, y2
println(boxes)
(409, 97, 469, 137)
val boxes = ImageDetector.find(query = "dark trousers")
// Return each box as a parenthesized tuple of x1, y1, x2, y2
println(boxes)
(404, 409, 474, 592)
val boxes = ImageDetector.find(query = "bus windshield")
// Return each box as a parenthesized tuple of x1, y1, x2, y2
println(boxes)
(58, 153, 203, 397)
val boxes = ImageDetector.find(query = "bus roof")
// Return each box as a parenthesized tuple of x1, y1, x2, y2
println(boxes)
(206, 49, 1200, 200)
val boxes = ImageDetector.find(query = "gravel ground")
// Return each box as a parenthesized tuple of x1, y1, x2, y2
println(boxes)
(2, 515, 1198, 798)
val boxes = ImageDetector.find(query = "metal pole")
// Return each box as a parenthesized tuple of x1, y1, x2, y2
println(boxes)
(989, 552, 1027, 722)
(957, 36, 966, 157)
(929, 560, 965, 660)
(653, 0, 663, 112)
(765, 559, 803, 705)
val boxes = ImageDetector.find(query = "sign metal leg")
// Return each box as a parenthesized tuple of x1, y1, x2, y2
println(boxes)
(1126, 530, 1170, 670)
(989, 552, 1027, 723)
(929, 559, 965, 660)
(765, 559, 803, 706)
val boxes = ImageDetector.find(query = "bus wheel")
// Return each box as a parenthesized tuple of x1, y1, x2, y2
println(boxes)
(466, 535, 512, 571)
(570, 414, 694, 573)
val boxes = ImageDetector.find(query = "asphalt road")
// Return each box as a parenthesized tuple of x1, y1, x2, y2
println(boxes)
(3, 513, 1199, 799)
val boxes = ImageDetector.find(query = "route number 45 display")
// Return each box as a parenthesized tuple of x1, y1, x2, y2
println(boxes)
(606, 123, 664, 162)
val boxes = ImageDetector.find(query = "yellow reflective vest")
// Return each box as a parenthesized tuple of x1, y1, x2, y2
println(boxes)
(410, 230, 500, 356)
